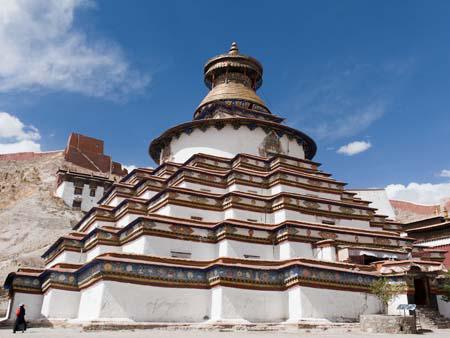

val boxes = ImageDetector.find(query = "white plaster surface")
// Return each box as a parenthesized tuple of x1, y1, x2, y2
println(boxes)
(88, 281, 211, 322)
(165, 126, 305, 164)
(350, 189, 396, 220)
(313, 246, 336, 261)
(46, 251, 85, 268)
(437, 296, 450, 319)
(9, 292, 43, 320)
(42, 289, 80, 319)
(55, 181, 105, 212)
(278, 242, 313, 260)
(211, 286, 287, 322)
(387, 293, 409, 315)
(289, 286, 381, 321)
(77, 283, 105, 320)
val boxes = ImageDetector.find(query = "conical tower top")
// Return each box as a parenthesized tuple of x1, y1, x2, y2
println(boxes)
(229, 42, 239, 55)
(194, 42, 269, 119)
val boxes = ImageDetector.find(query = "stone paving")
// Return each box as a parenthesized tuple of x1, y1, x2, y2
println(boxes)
(1, 328, 450, 338)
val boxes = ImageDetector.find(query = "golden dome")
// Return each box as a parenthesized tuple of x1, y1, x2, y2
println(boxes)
(197, 81, 266, 108)
(195, 42, 270, 118)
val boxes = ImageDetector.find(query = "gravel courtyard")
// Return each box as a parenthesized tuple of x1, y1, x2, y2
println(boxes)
(1, 328, 450, 338)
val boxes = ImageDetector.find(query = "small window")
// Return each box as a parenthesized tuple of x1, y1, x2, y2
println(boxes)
(244, 254, 260, 259)
(170, 251, 191, 259)
(322, 220, 336, 225)
(72, 200, 82, 209)
(74, 187, 83, 195)
(200, 188, 211, 192)
(247, 218, 257, 222)
(190, 216, 203, 221)
(90, 188, 96, 197)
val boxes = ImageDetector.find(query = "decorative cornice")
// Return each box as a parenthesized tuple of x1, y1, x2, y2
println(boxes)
(44, 215, 413, 265)
(9, 254, 398, 295)
(148, 118, 317, 163)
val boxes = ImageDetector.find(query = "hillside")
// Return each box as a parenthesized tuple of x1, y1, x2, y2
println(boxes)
(0, 151, 83, 312)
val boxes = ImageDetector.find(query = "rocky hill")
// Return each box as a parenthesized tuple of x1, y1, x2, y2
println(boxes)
(0, 151, 83, 313)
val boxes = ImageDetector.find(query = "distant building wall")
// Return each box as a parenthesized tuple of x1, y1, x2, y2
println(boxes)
(55, 180, 107, 213)
(64, 133, 127, 176)
(348, 189, 396, 220)
(0, 151, 62, 162)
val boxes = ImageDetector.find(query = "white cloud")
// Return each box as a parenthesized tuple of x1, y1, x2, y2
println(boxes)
(281, 60, 414, 141)
(439, 169, 450, 178)
(0, 112, 41, 153)
(386, 182, 450, 205)
(337, 141, 371, 156)
(0, 0, 149, 98)
(0, 112, 39, 141)
(312, 102, 386, 140)
(123, 164, 137, 173)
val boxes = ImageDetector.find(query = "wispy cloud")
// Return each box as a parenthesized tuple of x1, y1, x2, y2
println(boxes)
(0, 112, 41, 153)
(279, 60, 414, 141)
(0, 0, 150, 99)
(386, 182, 450, 205)
(337, 140, 371, 156)
(313, 103, 385, 140)
(439, 169, 450, 178)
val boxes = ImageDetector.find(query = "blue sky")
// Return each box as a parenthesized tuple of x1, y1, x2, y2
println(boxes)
(1, 0, 450, 204)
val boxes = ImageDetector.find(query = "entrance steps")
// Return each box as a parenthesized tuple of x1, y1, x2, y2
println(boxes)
(416, 306, 450, 330)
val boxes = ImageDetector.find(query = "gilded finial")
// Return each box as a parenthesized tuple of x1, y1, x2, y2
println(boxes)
(229, 42, 239, 55)
(434, 206, 441, 215)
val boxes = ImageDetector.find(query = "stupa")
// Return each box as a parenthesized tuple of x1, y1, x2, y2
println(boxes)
(4, 43, 449, 323)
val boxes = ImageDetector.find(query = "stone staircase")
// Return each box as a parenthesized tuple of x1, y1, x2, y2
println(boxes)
(416, 306, 450, 330)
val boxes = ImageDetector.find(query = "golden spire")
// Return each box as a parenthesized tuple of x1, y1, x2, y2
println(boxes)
(229, 42, 239, 55)
(194, 42, 269, 119)
(434, 206, 440, 215)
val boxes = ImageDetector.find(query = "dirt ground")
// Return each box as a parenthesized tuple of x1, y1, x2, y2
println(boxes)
(0, 328, 450, 338)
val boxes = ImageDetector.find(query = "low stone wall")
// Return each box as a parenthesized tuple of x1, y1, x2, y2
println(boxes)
(360, 314, 416, 334)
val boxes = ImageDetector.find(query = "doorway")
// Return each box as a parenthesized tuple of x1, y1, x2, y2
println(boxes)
(414, 278, 429, 305)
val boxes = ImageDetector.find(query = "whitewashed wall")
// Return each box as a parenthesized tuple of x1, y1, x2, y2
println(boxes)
(10, 282, 396, 322)
(154, 204, 371, 230)
(387, 293, 409, 315)
(42, 289, 80, 319)
(350, 189, 396, 220)
(78, 281, 211, 322)
(313, 246, 336, 261)
(211, 286, 287, 322)
(9, 293, 43, 320)
(45, 251, 85, 268)
(48, 234, 407, 266)
(278, 241, 313, 260)
(178, 181, 340, 201)
(287, 286, 381, 321)
(166, 126, 306, 163)
(437, 296, 450, 319)
(55, 181, 105, 212)
(77, 282, 105, 320)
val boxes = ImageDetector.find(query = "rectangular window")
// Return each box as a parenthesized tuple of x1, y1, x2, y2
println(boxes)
(74, 187, 83, 195)
(90, 188, 96, 197)
(190, 216, 203, 221)
(246, 218, 258, 222)
(322, 220, 336, 225)
(170, 251, 191, 259)
(244, 254, 260, 259)
(72, 200, 82, 209)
